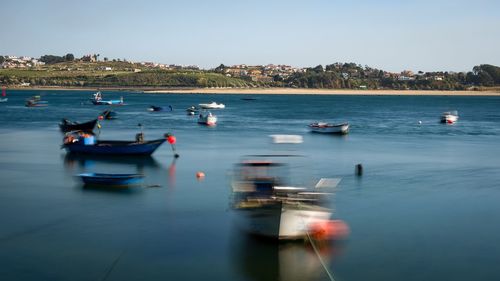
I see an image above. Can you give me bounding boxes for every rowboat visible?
[199,102,225,109]
[231,157,347,240]
[77,173,143,186]
[198,111,217,126]
[91,91,124,105]
[101,110,117,119]
[63,132,167,155]
[148,105,172,112]
[441,110,458,124]
[59,119,97,133]
[309,122,349,134]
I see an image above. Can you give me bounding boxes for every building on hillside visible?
[81,54,97,62]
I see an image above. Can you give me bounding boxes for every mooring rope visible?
[297,201,337,281]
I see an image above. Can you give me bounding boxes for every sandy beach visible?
[146,87,500,96]
[8,86,500,96]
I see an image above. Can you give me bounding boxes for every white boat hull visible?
[199,102,225,109]
[309,123,349,134]
[441,114,458,124]
[0,98,7,103]
[198,114,217,125]
[235,202,332,239]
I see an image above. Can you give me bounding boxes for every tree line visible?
[280,63,500,90]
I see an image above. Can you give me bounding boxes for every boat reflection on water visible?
[231,233,346,281]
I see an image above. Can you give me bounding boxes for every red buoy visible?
[167,135,176,144]
[98,115,104,120]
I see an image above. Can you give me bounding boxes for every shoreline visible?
[6,86,500,96]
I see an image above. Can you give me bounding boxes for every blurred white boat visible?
[231,158,347,240]
[199,102,225,109]
[309,122,349,134]
[441,111,458,124]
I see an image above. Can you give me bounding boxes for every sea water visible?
[1,90,500,281]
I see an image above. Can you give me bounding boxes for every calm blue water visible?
[1,90,500,281]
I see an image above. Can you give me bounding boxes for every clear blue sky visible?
[2,0,499,72]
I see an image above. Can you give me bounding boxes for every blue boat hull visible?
[65,139,166,155]
[92,100,123,105]
[78,173,143,186]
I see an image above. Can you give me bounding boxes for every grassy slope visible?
[0,61,256,88]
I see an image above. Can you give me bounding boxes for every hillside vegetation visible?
[1,57,499,91]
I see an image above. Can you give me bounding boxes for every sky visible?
[2,0,499,72]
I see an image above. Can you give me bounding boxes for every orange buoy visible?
[196,171,205,179]
[309,220,350,240]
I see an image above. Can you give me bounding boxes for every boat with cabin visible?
[441,110,458,124]
[198,111,217,126]
[309,122,349,134]
[91,91,124,105]
[231,155,347,240]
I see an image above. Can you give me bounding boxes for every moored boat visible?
[309,122,349,134]
[63,131,167,155]
[25,95,48,107]
[101,110,117,119]
[441,110,458,124]
[59,119,98,133]
[199,101,225,109]
[198,111,217,126]
[231,157,347,240]
[91,91,124,105]
[148,105,172,112]
[186,106,199,115]
[148,105,163,112]
[78,173,143,187]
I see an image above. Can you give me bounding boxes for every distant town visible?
[1,53,499,90]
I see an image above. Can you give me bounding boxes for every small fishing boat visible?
[25,96,48,107]
[241,97,257,101]
[59,118,98,133]
[186,106,199,115]
[148,105,163,112]
[199,101,225,109]
[91,91,124,105]
[0,87,7,103]
[63,131,167,155]
[441,110,458,124]
[198,111,217,126]
[148,105,172,112]
[231,157,347,240]
[78,173,143,187]
[309,122,349,134]
[101,110,117,120]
